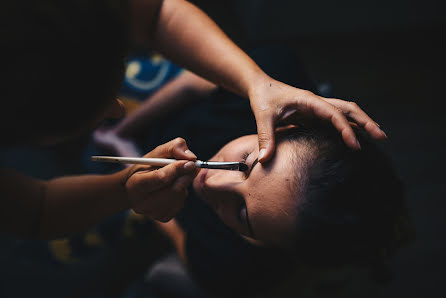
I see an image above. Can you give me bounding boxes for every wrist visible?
[246,72,275,101]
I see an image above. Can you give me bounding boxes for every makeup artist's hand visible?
[249,77,388,163]
[124,138,198,222]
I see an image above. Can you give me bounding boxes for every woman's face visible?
[193,134,306,248]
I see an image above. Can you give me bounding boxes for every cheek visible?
[205,191,244,233]
[216,203,242,232]
[249,196,298,246]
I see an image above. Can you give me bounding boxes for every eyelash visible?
[240,152,250,178]
[241,152,249,164]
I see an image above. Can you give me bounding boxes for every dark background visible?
[0,1,444,297]
[188,0,445,297]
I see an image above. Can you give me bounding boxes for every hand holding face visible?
[124,138,198,222]
[249,77,388,163]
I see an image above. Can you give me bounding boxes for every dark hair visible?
[1,0,129,145]
[283,124,414,282]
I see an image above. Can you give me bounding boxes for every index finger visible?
[254,111,276,163]
[148,138,197,160]
[312,99,361,150]
[323,98,387,140]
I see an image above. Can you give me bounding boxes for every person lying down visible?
[92,46,414,297]
[152,124,414,298]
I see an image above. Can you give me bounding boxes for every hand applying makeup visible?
[124,138,199,222]
[248,75,388,163]
[130,0,386,164]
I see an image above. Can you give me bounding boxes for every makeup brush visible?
[91,156,248,171]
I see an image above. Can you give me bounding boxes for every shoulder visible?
[128,0,164,43]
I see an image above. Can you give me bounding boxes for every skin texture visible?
[153,133,348,297]
[192,134,304,248]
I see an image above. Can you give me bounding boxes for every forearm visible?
[39,170,130,239]
[136,0,267,98]
[117,70,216,136]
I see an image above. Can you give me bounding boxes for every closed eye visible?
[240,151,260,178]
[245,157,259,178]
[240,152,249,164]
[238,201,255,237]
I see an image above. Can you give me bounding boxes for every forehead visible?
[245,141,305,246]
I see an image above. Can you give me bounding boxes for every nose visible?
[106,98,126,119]
[204,170,242,194]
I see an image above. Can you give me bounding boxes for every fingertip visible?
[343,132,361,151]
[183,161,196,172]
[258,149,267,162]
[184,149,197,159]
[255,118,275,163]
[258,146,275,163]
[368,125,387,141]
[349,133,361,150]
[174,148,197,161]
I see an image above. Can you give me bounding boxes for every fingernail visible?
[355,139,361,150]
[184,161,196,171]
[185,150,197,159]
[258,149,266,161]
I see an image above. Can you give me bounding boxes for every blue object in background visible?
[120,53,183,101]
[0,51,183,298]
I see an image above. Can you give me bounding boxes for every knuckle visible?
[155,170,169,184]
[302,90,315,97]
[298,90,315,102]
[152,144,164,154]
[257,131,270,142]
[173,137,186,146]
[332,105,343,115]
[348,101,359,109]
[130,173,145,188]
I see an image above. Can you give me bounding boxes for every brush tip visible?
[238,163,248,172]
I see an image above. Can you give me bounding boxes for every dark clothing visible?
[142,45,317,297]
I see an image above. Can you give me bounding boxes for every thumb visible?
[256,115,275,163]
